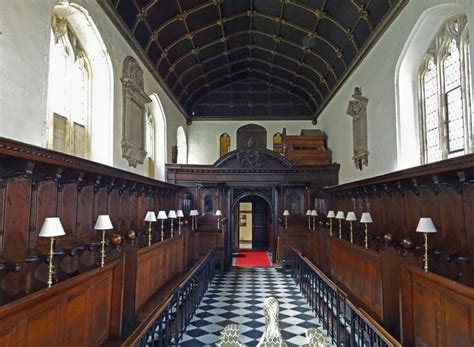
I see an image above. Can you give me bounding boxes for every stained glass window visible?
[419,15,471,164]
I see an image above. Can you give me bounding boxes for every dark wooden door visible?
[252,202,267,249]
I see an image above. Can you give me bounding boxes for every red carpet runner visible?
[234,250,271,267]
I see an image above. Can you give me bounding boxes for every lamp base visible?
[100,230,107,268]
[47,237,55,288]
[423,233,429,272]
[147,222,152,247]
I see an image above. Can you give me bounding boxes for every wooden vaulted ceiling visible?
[101,0,407,121]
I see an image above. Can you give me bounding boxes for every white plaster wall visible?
[316,0,470,184]
[187,120,315,164]
[0,0,187,178]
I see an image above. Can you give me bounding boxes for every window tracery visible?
[419,15,471,163]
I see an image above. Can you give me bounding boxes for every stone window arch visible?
[47,2,113,164]
[396,5,470,169]
[177,126,187,164]
[148,94,167,180]
[418,15,471,163]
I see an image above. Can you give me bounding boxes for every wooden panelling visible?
[4,178,31,261]
[327,238,383,321]
[0,258,124,347]
[194,231,222,258]
[0,138,180,306]
[77,185,94,244]
[326,154,474,286]
[281,231,308,260]
[135,235,185,312]
[64,292,89,346]
[401,264,474,346]
[463,184,474,256]
[58,183,78,248]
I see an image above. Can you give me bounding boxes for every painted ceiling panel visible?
[103,0,407,121]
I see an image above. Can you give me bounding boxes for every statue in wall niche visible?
[346,87,369,170]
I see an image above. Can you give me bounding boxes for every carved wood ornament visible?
[346,87,369,170]
[121,56,151,167]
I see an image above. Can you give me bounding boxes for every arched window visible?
[148,94,167,180]
[49,16,90,157]
[273,132,282,153]
[418,15,471,164]
[177,126,187,164]
[145,112,155,178]
[219,133,231,157]
[47,3,113,164]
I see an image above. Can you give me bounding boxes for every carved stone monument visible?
[120,56,151,167]
[346,87,369,170]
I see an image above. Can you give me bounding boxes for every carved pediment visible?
[214,148,293,169]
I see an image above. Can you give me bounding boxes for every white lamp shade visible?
[144,211,157,222]
[306,210,311,216]
[177,210,184,218]
[416,218,437,233]
[189,210,198,216]
[215,210,222,216]
[283,210,290,216]
[360,212,373,223]
[327,210,336,218]
[346,212,357,221]
[168,210,177,218]
[310,210,318,216]
[39,217,66,237]
[94,215,113,230]
[157,211,168,219]
[335,211,345,219]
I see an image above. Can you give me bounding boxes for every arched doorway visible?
[232,194,273,253]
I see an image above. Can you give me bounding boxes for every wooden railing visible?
[289,247,401,347]
[122,249,217,346]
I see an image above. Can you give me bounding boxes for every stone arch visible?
[148,94,167,180]
[177,126,187,164]
[395,3,465,170]
[49,2,114,165]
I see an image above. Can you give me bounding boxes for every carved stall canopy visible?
[121,56,151,167]
[99,0,408,121]
[0,137,180,276]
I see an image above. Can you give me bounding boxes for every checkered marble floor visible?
[180,267,321,346]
